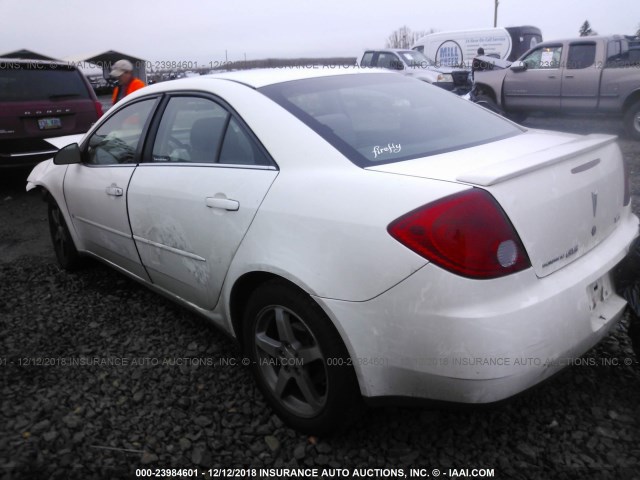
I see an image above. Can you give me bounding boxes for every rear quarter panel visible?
[599,67,640,112]
[209,80,469,302]
[227,164,467,302]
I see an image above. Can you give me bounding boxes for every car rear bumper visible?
[0,151,58,168]
[316,211,638,403]
[0,139,58,168]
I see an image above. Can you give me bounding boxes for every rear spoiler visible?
[457,134,618,186]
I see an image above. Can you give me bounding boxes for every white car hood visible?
[26,134,83,192]
[43,133,85,150]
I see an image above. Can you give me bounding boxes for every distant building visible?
[0,49,59,61]
[82,51,147,84]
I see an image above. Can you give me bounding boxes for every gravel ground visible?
[1,115,640,480]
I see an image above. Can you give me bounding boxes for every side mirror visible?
[510,60,527,72]
[53,143,82,165]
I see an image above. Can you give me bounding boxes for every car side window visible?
[86,99,156,165]
[567,43,596,69]
[377,53,404,70]
[522,46,563,69]
[152,97,228,163]
[360,52,374,67]
[152,96,271,166]
[219,118,271,166]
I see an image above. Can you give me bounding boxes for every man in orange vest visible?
[110,59,146,105]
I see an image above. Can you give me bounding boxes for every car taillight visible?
[95,101,104,118]
[624,160,631,206]
[388,189,531,279]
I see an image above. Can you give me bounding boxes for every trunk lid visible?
[0,99,97,140]
[369,130,627,277]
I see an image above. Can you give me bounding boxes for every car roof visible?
[364,49,414,54]
[535,35,621,46]
[144,67,390,90]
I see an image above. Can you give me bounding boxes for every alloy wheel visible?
[253,305,328,418]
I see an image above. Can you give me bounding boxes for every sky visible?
[1,0,638,65]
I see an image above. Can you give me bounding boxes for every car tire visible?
[629,312,640,361]
[474,94,504,116]
[48,201,82,270]
[624,101,640,141]
[243,280,362,434]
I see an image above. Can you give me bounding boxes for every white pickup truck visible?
[473,35,640,139]
[358,49,470,93]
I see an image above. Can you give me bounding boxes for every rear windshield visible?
[0,63,91,102]
[259,73,522,167]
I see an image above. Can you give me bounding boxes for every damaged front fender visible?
[26,159,58,192]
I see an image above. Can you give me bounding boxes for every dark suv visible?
[0,58,103,167]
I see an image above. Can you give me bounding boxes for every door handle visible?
[106,184,123,196]
[565,75,574,78]
[547,75,556,79]
[206,197,239,211]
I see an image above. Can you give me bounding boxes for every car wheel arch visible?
[474,84,497,103]
[623,94,640,140]
[238,276,363,432]
[229,272,327,348]
[36,187,65,223]
[227,269,367,388]
[38,187,83,250]
[622,90,640,113]
[46,192,84,270]
[229,271,280,343]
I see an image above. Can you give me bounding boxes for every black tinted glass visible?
[0,63,91,101]
[567,44,596,69]
[87,99,156,165]
[260,73,522,167]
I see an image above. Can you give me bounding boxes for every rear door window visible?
[152,97,228,163]
[377,52,403,70]
[567,43,596,69]
[151,95,272,166]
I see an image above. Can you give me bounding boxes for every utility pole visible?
[493,0,499,27]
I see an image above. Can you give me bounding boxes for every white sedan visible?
[27,68,638,433]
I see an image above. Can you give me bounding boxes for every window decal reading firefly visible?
[372,143,401,159]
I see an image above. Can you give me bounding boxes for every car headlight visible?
[436,73,453,82]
